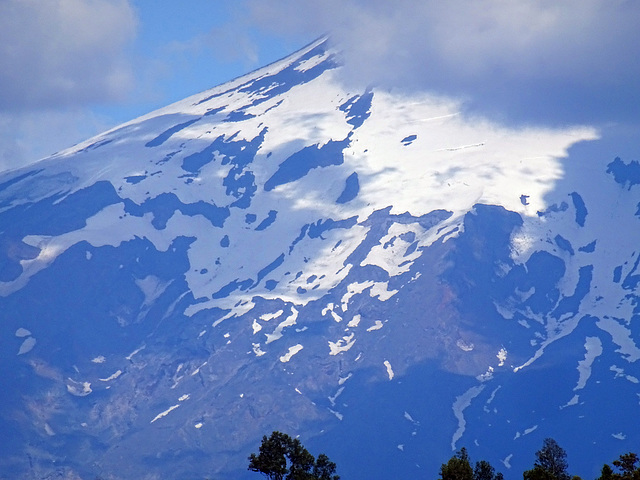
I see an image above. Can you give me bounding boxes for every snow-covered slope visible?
[1,38,639,480]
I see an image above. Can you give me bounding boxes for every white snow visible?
[477,366,494,382]
[575,337,603,390]
[340,281,374,311]
[383,360,394,380]
[328,333,356,355]
[135,275,169,309]
[280,344,303,363]
[66,379,92,397]
[91,356,106,364]
[457,339,474,352]
[497,348,507,367]
[265,307,298,344]
[15,327,31,337]
[347,314,361,328]
[610,365,640,384]
[99,370,122,382]
[451,385,485,450]
[404,411,419,424]
[252,343,266,357]
[597,318,640,362]
[369,281,398,301]
[260,310,283,322]
[150,404,180,423]
[561,395,580,408]
[367,320,384,332]
[126,345,145,361]
[4,35,639,462]
[17,337,36,355]
[328,408,343,421]
[191,361,208,376]
[322,303,344,323]
[252,319,262,334]
[328,387,344,406]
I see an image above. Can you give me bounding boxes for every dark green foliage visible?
[524,438,571,480]
[248,431,291,480]
[598,453,640,480]
[440,448,473,480]
[598,464,616,480]
[440,447,502,480]
[313,454,339,480]
[248,431,339,480]
[475,460,497,480]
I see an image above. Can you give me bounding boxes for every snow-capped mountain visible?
[1,37,639,480]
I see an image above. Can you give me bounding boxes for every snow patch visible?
[497,348,507,366]
[17,337,36,355]
[265,307,298,344]
[66,379,92,397]
[252,343,266,357]
[575,337,603,390]
[451,385,485,450]
[252,319,262,334]
[328,333,356,355]
[280,344,304,362]
[347,314,361,328]
[597,318,640,362]
[126,345,145,361]
[457,339,474,352]
[367,320,384,332]
[15,327,31,337]
[99,370,122,382]
[384,360,394,380]
[150,404,180,423]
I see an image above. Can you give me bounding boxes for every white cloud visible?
[246,0,640,125]
[0,0,137,110]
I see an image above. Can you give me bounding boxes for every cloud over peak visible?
[248,0,640,125]
[0,0,136,111]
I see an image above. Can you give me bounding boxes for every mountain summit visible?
[1,37,638,480]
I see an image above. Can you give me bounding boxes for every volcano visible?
[1,37,639,480]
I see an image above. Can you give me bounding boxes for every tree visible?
[440,448,502,480]
[313,454,339,480]
[523,438,571,480]
[248,431,291,480]
[440,448,474,480]
[248,431,339,480]
[613,453,640,479]
[475,460,497,480]
[598,453,640,480]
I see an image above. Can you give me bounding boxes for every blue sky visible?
[1,0,639,172]
[0,0,307,171]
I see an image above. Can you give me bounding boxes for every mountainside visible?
[1,38,639,480]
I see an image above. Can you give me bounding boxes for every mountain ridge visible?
[0,37,638,480]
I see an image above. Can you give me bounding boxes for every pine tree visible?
[440,448,474,480]
[248,431,339,480]
[523,438,571,480]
